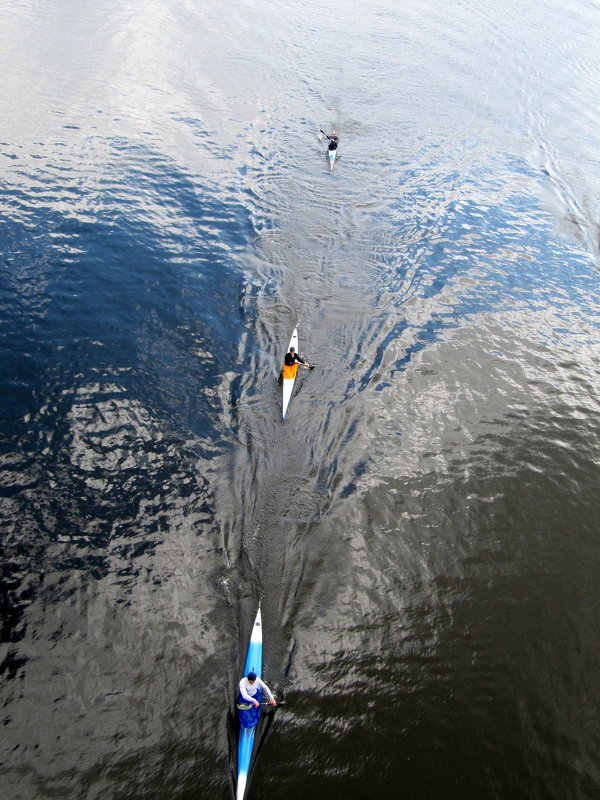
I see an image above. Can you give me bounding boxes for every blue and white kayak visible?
[328,143,337,171]
[282,327,299,420]
[236,606,263,800]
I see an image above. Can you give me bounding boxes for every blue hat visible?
[247,671,257,681]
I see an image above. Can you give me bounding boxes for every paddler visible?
[237,671,277,728]
[326,129,338,152]
[282,346,313,380]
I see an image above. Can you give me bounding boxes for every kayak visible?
[328,143,337,171]
[282,327,299,419]
[236,606,263,800]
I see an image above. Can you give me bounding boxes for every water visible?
[1,0,599,798]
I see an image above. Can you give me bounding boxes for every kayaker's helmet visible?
[289,347,295,352]
[247,671,257,682]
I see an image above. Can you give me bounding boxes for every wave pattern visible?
[1,0,600,798]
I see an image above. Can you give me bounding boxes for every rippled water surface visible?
[1,0,600,798]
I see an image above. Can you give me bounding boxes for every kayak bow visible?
[237,606,263,800]
[282,327,299,419]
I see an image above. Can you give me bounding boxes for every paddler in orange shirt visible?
[282,346,313,379]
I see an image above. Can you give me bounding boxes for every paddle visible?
[237,701,287,709]
[319,129,334,141]
[287,353,314,370]
[296,352,314,369]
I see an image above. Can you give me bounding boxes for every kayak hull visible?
[236,729,253,800]
[328,145,337,170]
[282,327,299,419]
[236,607,263,800]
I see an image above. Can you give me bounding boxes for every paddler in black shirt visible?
[282,346,313,380]
[320,128,338,151]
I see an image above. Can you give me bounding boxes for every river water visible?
[1,0,599,798]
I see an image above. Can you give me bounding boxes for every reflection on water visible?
[1,0,600,798]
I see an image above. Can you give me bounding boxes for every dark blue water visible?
[1,0,600,798]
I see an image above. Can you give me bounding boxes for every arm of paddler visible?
[257,678,277,705]
[294,353,312,369]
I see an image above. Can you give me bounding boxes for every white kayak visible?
[282,327,299,419]
[236,606,263,800]
[328,144,337,170]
